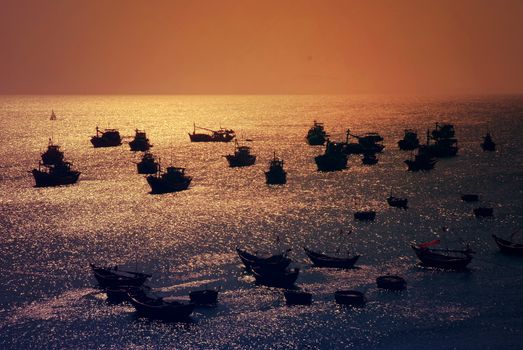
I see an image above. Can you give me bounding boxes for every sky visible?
[1,0,523,95]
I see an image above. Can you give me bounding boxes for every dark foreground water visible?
[0,95,522,349]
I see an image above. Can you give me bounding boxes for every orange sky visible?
[1,0,523,94]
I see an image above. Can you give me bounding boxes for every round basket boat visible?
[284,290,312,306]
[334,290,366,306]
[376,275,407,291]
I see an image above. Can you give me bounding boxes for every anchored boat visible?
[90,126,122,147]
[189,123,235,142]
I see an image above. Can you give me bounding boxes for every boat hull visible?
[128,294,195,320]
[146,176,191,194]
[32,169,80,187]
[492,235,523,256]
[265,171,287,184]
[284,290,312,305]
[129,140,151,151]
[90,137,122,148]
[225,155,256,167]
[314,154,348,171]
[189,133,234,142]
[304,248,359,269]
[411,245,472,270]
[251,267,300,288]
[334,290,366,306]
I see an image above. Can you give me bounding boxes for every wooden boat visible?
[105,285,151,303]
[31,161,80,187]
[376,275,406,290]
[461,194,479,202]
[303,248,359,269]
[284,290,312,305]
[411,242,473,270]
[50,110,57,121]
[129,129,152,151]
[474,207,493,217]
[189,124,235,142]
[189,289,219,305]
[251,266,300,288]
[421,124,459,158]
[334,290,366,306]
[306,121,328,146]
[405,151,437,171]
[128,290,195,320]
[481,132,496,151]
[224,141,256,167]
[342,129,385,154]
[236,247,291,271]
[146,165,192,194]
[387,190,408,209]
[90,126,122,147]
[41,138,64,165]
[315,142,348,171]
[90,264,151,288]
[354,211,376,221]
[136,152,160,174]
[265,152,287,184]
[492,235,523,256]
[398,129,419,150]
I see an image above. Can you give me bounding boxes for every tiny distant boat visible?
[387,190,408,209]
[265,152,287,184]
[146,164,192,194]
[41,138,64,165]
[251,266,300,288]
[128,290,195,320]
[189,289,219,305]
[129,129,152,151]
[31,161,80,187]
[492,234,523,256]
[376,275,406,290]
[398,129,419,150]
[474,207,493,218]
[284,290,312,305]
[481,132,496,151]
[236,247,291,272]
[361,152,378,165]
[461,194,479,202]
[224,141,256,167]
[90,264,151,288]
[354,211,376,221]
[136,152,160,174]
[404,150,437,171]
[411,240,474,270]
[90,126,122,147]
[189,123,235,142]
[303,247,360,269]
[306,121,328,145]
[334,290,366,306]
[50,110,57,121]
[315,141,348,171]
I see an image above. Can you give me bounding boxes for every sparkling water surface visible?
[0,95,522,349]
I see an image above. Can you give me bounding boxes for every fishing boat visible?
[306,121,328,145]
[188,123,235,142]
[146,164,192,194]
[136,152,160,174]
[89,264,151,288]
[376,275,407,290]
[481,132,496,151]
[127,290,195,320]
[105,285,151,304]
[236,247,291,272]
[404,150,437,171]
[129,129,152,151]
[189,289,219,305]
[398,129,419,150]
[492,234,523,256]
[354,211,376,221]
[90,126,122,147]
[41,138,64,165]
[31,161,80,187]
[284,290,312,305]
[251,266,300,288]
[224,140,256,167]
[461,194,479,202]
[420,124,459,158]
[343,129,385,154]
[474,207,493,217]
[334,290,366,306]
[315,141,348,171]
[361,152,378,165]
[411,240,474,270]
[50,110,57,121]
[303,248,360,269]
[387,190,408,209]
[265,152,287,184]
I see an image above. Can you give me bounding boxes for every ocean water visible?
[0,95,522,349]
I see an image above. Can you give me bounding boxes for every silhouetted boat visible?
[146,164,192,194]
[129,129,152,151]
[315,141,348,171]
[284,290,312,305]
[354,211,376,221]
[224,141,256,167]
[376,275,406,290]
[362,152,378,165]
[334,290,366,306]
[461,194,479,202]
[306,121,328,145]
[387,190,408,209]
[404,150,437,171]
[251,266,300,288]
[411,241,474,270]
[303,247,360,269]
[31,161,80,187]
[41,138,64,165]
[90,126,122,147]
[474,207,493,217]
[398,129,419,150]
[189,289,219,305]
[236,247,291,272]
[481,132,496,151]
[265,152,287,184]
[50,110,57,121]
[492,234,523,256]
[89,264,151,288]
[128,289,195,320]
[136,152,160,174]
[105,285,151,304]
[420,124,459,157]
[189,123,235,142]
[343,129,385,154]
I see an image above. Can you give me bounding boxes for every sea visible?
[0,95,522,350]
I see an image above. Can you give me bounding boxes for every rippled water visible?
[1,95,522,349]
